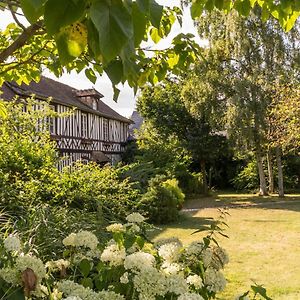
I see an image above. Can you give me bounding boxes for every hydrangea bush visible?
[0,213,269,300]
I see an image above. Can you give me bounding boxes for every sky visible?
[0,1,203,117]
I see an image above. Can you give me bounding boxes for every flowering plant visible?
[0,213,231,300]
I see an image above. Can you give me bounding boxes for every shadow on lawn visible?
[183,191,300,213]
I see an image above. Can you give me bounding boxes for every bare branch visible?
[8,4,26,30]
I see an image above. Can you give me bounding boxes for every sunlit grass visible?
[152,193,300,300]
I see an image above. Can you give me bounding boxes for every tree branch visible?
[0,21,43,63]
[9,4,26,30]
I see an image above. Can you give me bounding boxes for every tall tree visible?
[196,7,300,195]
[137,78,226,194]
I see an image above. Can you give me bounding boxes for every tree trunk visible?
[200,160,208,195]
[275,146,284,197]
[256,148,268,196]
[267,148,274,194]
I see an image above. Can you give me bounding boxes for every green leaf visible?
[135,236,145,248]
[20,0,45,23]
[6,288,25,300]
[55,31,76,64]
[104,59,123,85]
[81,277,94,289]
[191,0,204,19]
[85,68,97,84]
[215,0,224,10]
[150,27,161,43]
[79,259,93,277]
[234,0,251,16]
[149,0,163,28]
[113,86,121,102]
[132,3,148,47]
[251,284,273,300]
[137,0,150,13]
[90,0,133,62]
[205,0,215,11]
[44,0,86,35]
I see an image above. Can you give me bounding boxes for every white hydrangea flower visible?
[126,213,145,223]
[158,242,181,263]
[120,272,129,284]
[204,268,227,292]
[165,273,188,295]
[154,237,183,248]
[160,262,182,275]
[133,267,167,299]
[15,255,46,284]
[0,267,18,285]
[75,231,98,250]
[106,223,125,233]
[185,241,204,257]
[129,223,140,233]
[124,252,155,271]
[178,293,205,300]
[202,248,213,268]
[4,235,21,252]
[58,280,124,300]
[211,246,229,270]
[186,275,203,289]
[46,259,70,272]
[101,244,126,266]
[63,297,82,300]
[63,231,98,250]
[63,233,77,247]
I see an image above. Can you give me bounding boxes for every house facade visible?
[1,77,132,166]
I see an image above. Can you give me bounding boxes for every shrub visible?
[137,175,185,224]
[232,160,259,191]
[0,213,229,300]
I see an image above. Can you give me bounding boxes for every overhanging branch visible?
[0,21,43,63]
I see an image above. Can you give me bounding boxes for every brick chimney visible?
[75,88,104,110]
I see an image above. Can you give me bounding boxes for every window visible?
[103,118,109,141]
[81,113,88,138]
[92,100,97,110]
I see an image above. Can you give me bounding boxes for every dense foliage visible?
[0,213,231,300]
[0,1,299,96]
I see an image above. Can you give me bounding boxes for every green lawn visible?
[152,193,300,300]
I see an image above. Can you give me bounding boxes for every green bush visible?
[51,162,141,220]
[137,175,185,224]
[232,160,259,191]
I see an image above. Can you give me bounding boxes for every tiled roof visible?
[1,76,131,123]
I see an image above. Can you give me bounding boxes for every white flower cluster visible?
[63,231,98,250]
[211,246,229,270]
[158,242,181,263]
[178,293,205,300]
[154,237,183,248]
[126,212,145,223]
[106,223,125,233]
[186,275,203,289]
[15,255,46,283]
[58,280,124,300]
[100,243,126,266]
[161,262,182,275]
[204,268,227,292]
[46,259,70,272]
[0,267,18,285]
[3,235,21,252]
[133,267,167,300]
[124,251,155,271]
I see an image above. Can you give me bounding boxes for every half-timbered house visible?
[1,76,132,166]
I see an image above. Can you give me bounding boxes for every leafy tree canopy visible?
[0,0,299,99]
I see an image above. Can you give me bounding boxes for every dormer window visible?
[92,100,97,110]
